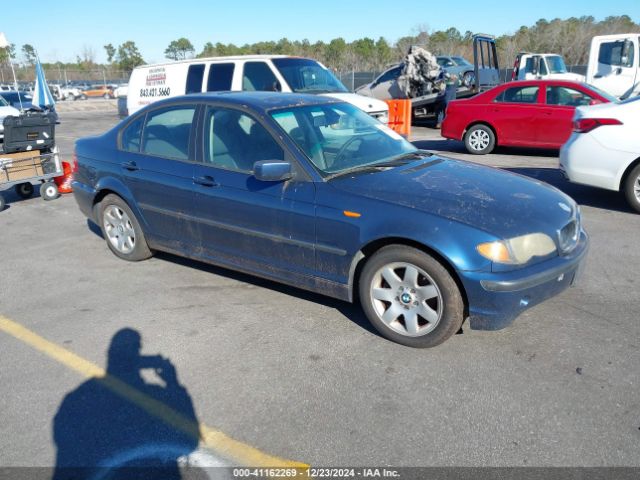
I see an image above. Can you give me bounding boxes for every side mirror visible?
[253,160,292,182]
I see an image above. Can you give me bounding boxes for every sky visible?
[2,0,638,64]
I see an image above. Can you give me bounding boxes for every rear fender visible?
[93,176,149,231]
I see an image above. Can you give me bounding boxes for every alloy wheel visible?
[369,262,443,337]
[103,205,136,254]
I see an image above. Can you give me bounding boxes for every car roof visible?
[133,54,294,70]
[497,79,588,88]
[153,91,343,113]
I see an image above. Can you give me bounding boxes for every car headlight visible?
[477,233,557,265]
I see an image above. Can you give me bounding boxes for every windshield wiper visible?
[326,151,433,180]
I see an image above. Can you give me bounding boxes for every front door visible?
[191,106,317,277]
[590,38,638,97]
[537,85,595,147]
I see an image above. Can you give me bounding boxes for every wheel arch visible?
[464,121,498,146]
[91,178,147,231]
[618,156,640,191]
[348,237,469,318]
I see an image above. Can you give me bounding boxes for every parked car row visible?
[440,76,640,211]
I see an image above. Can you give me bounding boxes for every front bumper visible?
[459,230,589,330]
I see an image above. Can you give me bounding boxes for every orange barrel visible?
[384,99,411,138]
[54,161,74,194]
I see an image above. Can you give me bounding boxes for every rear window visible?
[121,115,144,152]
[186,64,205,94]
[207,63,234,91]
[495,86,539,103]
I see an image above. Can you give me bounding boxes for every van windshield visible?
[271,58,348,94]
[547,55,568,74]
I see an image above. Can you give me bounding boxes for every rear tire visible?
[15,182,34,199]
[358,245,465,348]
[623,163,640,214]
[99,194,152,261]
[464,124,496,155]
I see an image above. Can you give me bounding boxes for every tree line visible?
[1,15,638,80]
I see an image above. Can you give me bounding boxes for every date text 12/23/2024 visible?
[232,468,400,478]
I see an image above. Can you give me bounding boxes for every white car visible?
[560,96,640,212]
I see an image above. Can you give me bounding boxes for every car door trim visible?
[138,202,346,256]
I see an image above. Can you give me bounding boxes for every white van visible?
[126,55,389,123]
[587,34,639,98]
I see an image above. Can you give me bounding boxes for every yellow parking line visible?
[0,315,307,468]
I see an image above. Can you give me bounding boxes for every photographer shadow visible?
[52,328,205,480]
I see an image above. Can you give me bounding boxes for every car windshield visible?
[270,102,419,178]
[546,55,568,74]
[0,95,8,107]
[271,58,348,94]
[453,56,472,66]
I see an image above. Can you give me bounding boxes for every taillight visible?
[573,118,622,133]
[72,150,79,173]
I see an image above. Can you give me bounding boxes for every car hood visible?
[321,92,388,113]
[329,156,576,239]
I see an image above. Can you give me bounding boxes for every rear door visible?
[118,104,200,251]
[191,105,317,276]
[589,37,638,97]
[490,85,541,145]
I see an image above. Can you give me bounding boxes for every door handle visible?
[193,175,218,187]
[121,161,139,171]
[593,74,603,79]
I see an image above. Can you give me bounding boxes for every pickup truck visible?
[511,53,584,82]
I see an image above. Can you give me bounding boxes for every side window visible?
[207,63,235,91]
[377,66,402,84]
[546,86,593,107]
[186,64,205,94]
[242,62,279,91]
[204,108,283,172]
[141,106,196,160]
[495,86,539,104]
[121,115,144,152]
[598,41,634,68]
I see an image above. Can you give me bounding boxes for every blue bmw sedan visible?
[73,92,588,347]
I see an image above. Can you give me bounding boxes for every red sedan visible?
[441,80,614,154]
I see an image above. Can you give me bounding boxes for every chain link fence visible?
[338,66,588,91]
[0,66,130,85]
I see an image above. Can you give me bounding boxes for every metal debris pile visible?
[398,46,447,98]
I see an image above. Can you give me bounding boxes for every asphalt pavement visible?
[0,111,638,472]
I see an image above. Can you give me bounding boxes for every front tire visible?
[623,164,640,214]
[464,124,495,154]
[99,194,152,261]
[359,246,465,348]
